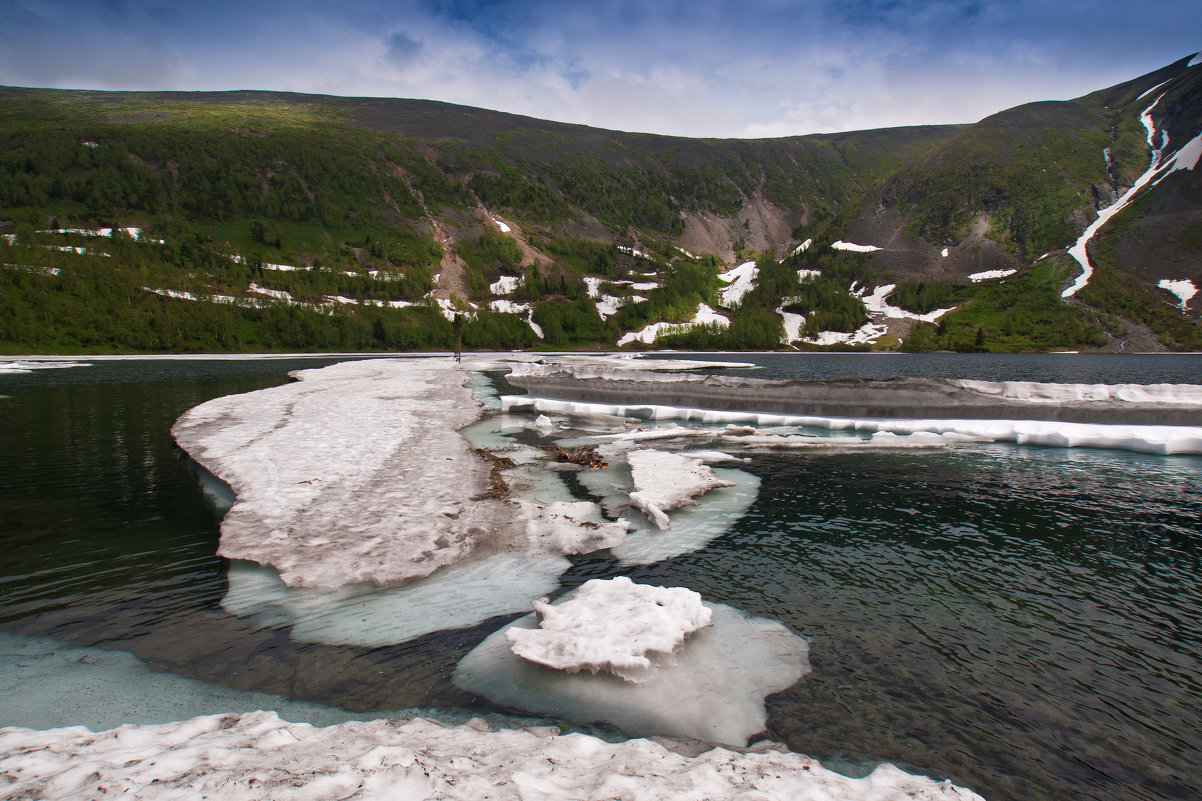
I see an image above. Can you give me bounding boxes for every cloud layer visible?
[1,0,1197,137]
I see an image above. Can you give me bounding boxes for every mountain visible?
[0,56,1199,354]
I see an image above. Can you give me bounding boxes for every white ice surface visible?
[628,449,737,530]
[492,218,512,233]
[172,359,518,589]
[1159,278,1198,310]
[969,269,1017,282]
[0,360,91,373]
[0,709,983,801]
[718,260,758,306]
[504,395,1202,455]
[506,577,712,682]
[832,241,882,253]
[222,554,570,647]
[455,597,809,746]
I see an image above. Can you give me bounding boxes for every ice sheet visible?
[173,359,519,589]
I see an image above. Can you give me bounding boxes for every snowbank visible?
[1158,278,1197,310]
[969,269,1017,282]
[718,260,758,306]
[0,710,984,801]
[506,577,711,682]
[628,449,737,529]
[832,241,882,253]
[490,275,522,294]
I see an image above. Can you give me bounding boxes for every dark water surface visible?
[2,354,1200,801]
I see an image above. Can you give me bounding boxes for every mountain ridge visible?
[1,55,1199,354]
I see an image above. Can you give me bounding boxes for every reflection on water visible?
[1,356,1201,801]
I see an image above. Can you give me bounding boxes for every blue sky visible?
[1,0,1197,137]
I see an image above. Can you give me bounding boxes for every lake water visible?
[1,354,1200,801]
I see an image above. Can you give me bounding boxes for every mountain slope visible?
[0,56,1199,354]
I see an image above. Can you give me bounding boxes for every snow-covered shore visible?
[0,711,983,801]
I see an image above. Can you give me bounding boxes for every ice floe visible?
[0,709,983,801]
[173,359,522,590]
[969,269,1017,282]
[506,577,711,682]
[718,260,758,306]
[628,449,737,530]
[506,394,1202,456]
[454,587,809,745]
[1159,278,1197,310]
[0,360,91,373]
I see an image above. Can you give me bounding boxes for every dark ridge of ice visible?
[507,370,1202,426]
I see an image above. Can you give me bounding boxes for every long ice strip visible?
[0,710,983,801]
[628,448,737,529]
[506,577,712,682]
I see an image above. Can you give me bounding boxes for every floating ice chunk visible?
[490,275,521,295]
[628,448,737,530]
[0,360,91,374]
[832,241,882,253]
[455,597,808,746]
[518,500,630,555]
[506,577,711,682]
[173,359,518,590]
[0,708,985,801]
[969,269,1017,282]
[222,555,569,647]
[1158,278,1197,311]
[718,260,758,306]
[612,467,760,565]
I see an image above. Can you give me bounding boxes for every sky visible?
[1,0,1198,138]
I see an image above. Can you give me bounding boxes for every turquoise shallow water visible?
[1,354,1200,801]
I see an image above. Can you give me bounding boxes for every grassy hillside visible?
[1,56,1200,354]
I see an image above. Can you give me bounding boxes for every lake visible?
[1,353,1200,801]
